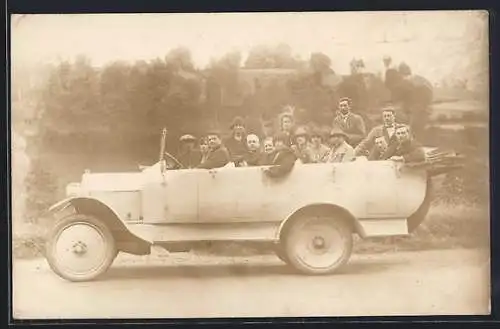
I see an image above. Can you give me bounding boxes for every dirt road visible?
[12,248,490,319]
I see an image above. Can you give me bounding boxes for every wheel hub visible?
[290,219,348,270]
[72,241,88,256]
[312,236,326,249]
[53,222,109,277]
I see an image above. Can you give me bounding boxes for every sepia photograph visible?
[10,11,490,319]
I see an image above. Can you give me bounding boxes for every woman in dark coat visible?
[264,132,297,178]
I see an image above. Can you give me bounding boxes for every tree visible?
[244,44,304,69]
[309,52,332,74]
[165,47,195,72]
[38,56,101,151]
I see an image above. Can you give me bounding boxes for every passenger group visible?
[175,97,426,177]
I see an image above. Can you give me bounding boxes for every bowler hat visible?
[310,127,323,138]
[329,127,348,139]
[398,62,412,76]
[230,116,245,129]
[179,134,196,142]
[294,126,309,137]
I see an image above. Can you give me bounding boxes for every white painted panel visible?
[358,218,409,237]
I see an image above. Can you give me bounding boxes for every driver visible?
[177,134,202,169]
[197,130,231,169]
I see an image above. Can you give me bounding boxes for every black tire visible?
[45,213,117,282]
[283,214,353,275]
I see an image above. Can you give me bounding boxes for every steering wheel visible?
[163,152,184,170]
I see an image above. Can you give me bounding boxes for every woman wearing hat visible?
[224,116,248,166]
[177,134,202,168]
[308,127,330,163]
[325,127,355,163]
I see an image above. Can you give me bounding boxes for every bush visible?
[24,159,59,222]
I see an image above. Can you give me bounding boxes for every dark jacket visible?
[355,124,398,156]
[291,144,312,164]
[258,152,276,166]
[381,139,425,163]
[177,149,202,168]
[280,130,294,147]
[333,112,366,147]
[368,146,387,161]
[244,150,262,166]
[265,147,297,178]
[197,145,231,169]
[224,136,248,163]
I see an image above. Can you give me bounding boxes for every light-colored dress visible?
[325,141,355,163]
[307,143,330,163]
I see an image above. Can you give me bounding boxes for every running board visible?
[125,222,281,243]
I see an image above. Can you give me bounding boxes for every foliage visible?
[244,44,306,69]
[24,158,59,221]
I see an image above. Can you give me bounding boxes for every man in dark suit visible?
[381,124,425,163]
[264,132,297,178]
[278,111,296,147]
[243,133,262,166]
[197,130,231,169]
[355,105,399,156]
[368,135,389,161]
[258,137,276,166]
[332,97,366,147]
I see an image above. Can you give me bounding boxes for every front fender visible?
[48,197,76,213]
[45,196,152,245]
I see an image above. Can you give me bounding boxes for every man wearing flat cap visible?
[198,130,231,169]
[332,97,366,147]
[177,134,202,169]
[264,132,297,178]
[325,127,355,163]
[224,116,248,166]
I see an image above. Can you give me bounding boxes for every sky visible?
[11,11,488,83]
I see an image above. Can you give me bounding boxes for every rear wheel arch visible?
[54,197,151,255]
[278,203,361,241]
